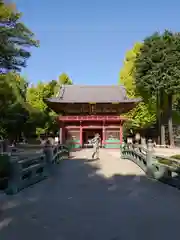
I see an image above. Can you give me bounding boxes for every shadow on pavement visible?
[0,157,180,240]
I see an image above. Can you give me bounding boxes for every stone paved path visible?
[154,147,180,156]
[1,149,180,240]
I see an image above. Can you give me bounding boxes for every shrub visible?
[157,155,180,169]
[171,155,180,160]
[158,158,174,166]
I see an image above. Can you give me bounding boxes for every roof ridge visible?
[49,84,140,104]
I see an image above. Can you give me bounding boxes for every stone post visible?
[134,141,139,150]
[141,137,146,148]
[43,142,53,163]
[127,137,133,149]
[135,133,140,144]
[2,139,9,153]
[43,142,55,175]
[146,139,154,177]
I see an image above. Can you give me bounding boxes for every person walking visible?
[54,135,59,145]
[91,133,101,160]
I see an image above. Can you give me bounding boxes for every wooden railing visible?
[120,140,180,189]
[0,143,69,195]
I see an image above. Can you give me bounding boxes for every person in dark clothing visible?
[91,133,101,159]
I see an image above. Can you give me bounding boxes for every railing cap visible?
[147,139,153,151]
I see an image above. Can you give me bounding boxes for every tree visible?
[134,30,180,146]
[26,81,58,137]
[59,73,72,85]
[26,73,73,137]
[54,73,73,96]
[0,1,39,140]
[0,0,39,73]
[119,42,156,132]
[0,73,29,139]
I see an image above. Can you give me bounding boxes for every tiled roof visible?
[46,85,141,103]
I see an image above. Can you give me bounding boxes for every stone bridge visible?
[1,149,180,240]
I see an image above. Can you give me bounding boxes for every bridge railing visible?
[0,143,69,195]
[120,140,180,188]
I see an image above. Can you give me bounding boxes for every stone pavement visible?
[154,147,180,157]
[1,149,180,240]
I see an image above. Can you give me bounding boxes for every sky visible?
[15,0,180,85]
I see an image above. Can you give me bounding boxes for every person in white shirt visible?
[55,136,59,144]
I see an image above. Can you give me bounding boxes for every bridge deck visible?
[1,149,180,240]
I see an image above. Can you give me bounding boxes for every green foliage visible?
[27,82,52,112]
[172,110,180,124]
[26,73,72,137]
[0,2,60,140]
[119,42,156,130]
[124,102,156,129]
[0,1,39,73]
[120,42,142,97]
[0,1,39,139]
[26,81,58,137]
[157,155,180,168]
[134,30,180,96]
[171,155,180,160]
[134,30,180,145]
[0,73,29,138]
[59,73,72,85]
[0,70,73,139]
[54,73,73,96]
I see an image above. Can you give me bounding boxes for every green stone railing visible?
[120,140,180,189]
[0,143,69,195]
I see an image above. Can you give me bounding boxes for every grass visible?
[171,155,180,160]
[157,155,180,168]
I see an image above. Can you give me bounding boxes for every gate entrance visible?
[82,128,102,148]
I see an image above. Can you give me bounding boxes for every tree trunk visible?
[156,91,161,144]
[167,94,174,146]
[160,122,165,145]
[160,90,165,145]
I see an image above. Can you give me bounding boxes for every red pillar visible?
[59,122,63,144]
[80,121,82,147]
[61,123,64,144]
[102,120,105,145]
[120,121,123,144]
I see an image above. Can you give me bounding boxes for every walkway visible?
[1,149,180,240]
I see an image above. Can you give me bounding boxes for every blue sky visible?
[15,0,180,85]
